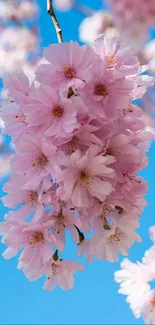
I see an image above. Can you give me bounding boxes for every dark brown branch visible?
[47,0,63,43]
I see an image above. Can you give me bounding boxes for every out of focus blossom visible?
[79,12,116,44]
[0,0,39,21]
[0,0,40,178]
[54,0,73,11]
[143,40,155,73]
[107,0,155,47]
[115,225,155,324]
[0,48,26,75]
[0,27,37,52]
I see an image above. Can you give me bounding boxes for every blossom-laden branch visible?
[47,0,63,43]
[0,33,154,292]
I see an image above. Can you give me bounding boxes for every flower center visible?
[60,137,80,155]
[102,205,113,218]
[94,83,108,96]
[52,217,65,234]
[78,169,91,186]
[102,205,113,229]
[15,113,26,124]
[29,232,44,247]
[51,262,61,276]
[24,191,38,206]
[52,106,64,118]
[123,174,141,184]
[32,153,48,169]
[108,55,116,68]
[62,64,76,79]
[107,228,124,245]
[69,137,79,151]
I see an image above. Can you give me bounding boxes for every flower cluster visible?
[0,34,154,291]
[51,0,155,142]
[0,0,38,21]
[0,0,40,76]
[107,0,155,48]
[0,0,40,178]
[115,226,155,324]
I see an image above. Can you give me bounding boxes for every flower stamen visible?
[108,228,124,244]
[52,106,64,118]
[94,83,109,96]
[32,153,48,168]
[62,65,76,79]
[29,232,44,247]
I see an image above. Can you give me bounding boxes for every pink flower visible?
[1,102,28,139]
[56,146,115,207]
[11,135,58,181]
[56,124,102,155]
[44,208,81,251]
[94,34,140,76]
[104,133,142,164]
[3,69,33,105]
[18,253,84,291]
[35,41,96,92]
[43,257,84,291]
[95,217,141,262]
[130,75,154,100]
[91,202,119,231]
[1,220,55,269]
[82,67,132,120]
[1,174,47,222]
[25,84,80,138]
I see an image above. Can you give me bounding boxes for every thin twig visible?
[47,0,63,43]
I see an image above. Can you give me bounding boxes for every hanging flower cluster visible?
[115,225,155,324]
[0,34,154,291]
[54,0,155,151]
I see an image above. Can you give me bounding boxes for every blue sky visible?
[0,0,155,324]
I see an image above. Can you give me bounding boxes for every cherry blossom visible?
[115,225,155,324]
[54,0,73,12]
[0,34,154,292]
[79,12,115,45]
[0,0,40,178]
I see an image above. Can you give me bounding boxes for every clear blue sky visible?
[0,0,155,324]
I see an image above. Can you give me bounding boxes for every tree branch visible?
[47,0,63,43]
